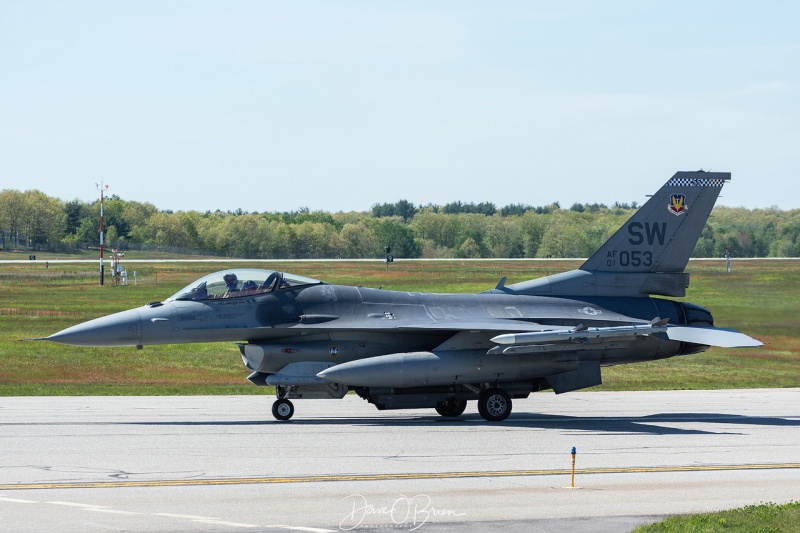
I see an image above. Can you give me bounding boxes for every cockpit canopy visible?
[169,269,323,301]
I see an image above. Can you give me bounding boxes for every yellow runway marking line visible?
[2,463,799,491]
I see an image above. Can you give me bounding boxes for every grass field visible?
[1,258,798,395]
[633,501,800,532]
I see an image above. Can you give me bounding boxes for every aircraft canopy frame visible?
[169,268,323,301]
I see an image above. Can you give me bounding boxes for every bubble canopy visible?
[169,269,323,301]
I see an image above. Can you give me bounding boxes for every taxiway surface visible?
[1,389,798,532]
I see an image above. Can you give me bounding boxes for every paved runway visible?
[1,389,799,532]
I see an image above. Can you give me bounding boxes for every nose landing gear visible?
[272,398,294,421]
[272,386,295,421]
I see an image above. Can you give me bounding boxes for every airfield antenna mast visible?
[97,180,108,286]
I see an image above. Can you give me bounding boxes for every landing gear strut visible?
[477,388,512,421]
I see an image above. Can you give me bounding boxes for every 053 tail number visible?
[606,250,653,267]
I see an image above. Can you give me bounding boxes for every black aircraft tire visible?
[477,389,512,422]
[435,399,467,417]
[272,399,294,421]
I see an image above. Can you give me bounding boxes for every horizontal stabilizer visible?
[666,326,763,348]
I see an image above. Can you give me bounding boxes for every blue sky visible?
[1,1,798,213]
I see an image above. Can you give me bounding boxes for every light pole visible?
[96,180,108,285]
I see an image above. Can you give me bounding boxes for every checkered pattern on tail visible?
[666,177,726,187]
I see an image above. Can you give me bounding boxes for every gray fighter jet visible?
[45,171,761,421]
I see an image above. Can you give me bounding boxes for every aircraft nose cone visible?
[47,308,143,347]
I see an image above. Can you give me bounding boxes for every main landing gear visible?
[434,388,513,421]
[435,399,467,417]
[477,388,512,422]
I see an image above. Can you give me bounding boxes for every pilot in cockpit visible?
[223,273,238,292]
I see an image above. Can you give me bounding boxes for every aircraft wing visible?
[282,315,762,351]
[178,313,760,350]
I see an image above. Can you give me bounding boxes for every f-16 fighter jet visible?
[45,171,761,421]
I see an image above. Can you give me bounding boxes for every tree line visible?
[1,189,799,258]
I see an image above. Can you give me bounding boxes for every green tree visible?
[63,200,86,235]
[453,214,489,257]
[66,217,99,246]
[21,190,66,250]
[459,237,481,258]
[340,223,380,258]
[485,216,525,258]
[148,212,191,249]
[536,211,593,258]
[0,189,25,248]
[293,221,341,258]
[122,200,159,244]
[371,219,421,258]
[518,211,548,257]
[371,200,417,221]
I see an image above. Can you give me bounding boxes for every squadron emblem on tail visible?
[668,194,688,215]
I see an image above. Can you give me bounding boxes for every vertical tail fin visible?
[581,171,729,273]
[505,171,730,297]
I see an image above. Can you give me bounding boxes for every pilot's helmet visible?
[223,273,238,289]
